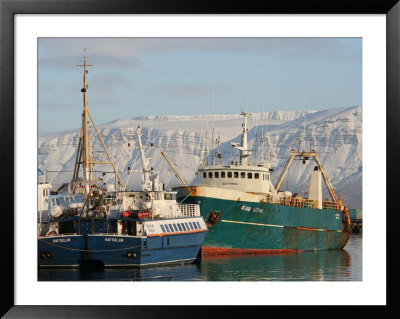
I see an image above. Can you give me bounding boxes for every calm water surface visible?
[38,233,362,281]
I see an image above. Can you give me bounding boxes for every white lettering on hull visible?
[105,238,124,242]
[240,205,264,213]
[52,238,71,243]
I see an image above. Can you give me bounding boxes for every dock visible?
[349,208,362,233]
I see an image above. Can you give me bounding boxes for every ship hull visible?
[87,231,207,267]
[176,186,351,254]
[38,235,85,268]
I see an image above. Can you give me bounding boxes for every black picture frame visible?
[1,0,398,317]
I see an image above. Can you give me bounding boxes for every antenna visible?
[261,78,265,163]
[303,76,308,152]
[205,130,209,165]
[212,80,215,165]
[216,132,222,164]
[254,114,258,163]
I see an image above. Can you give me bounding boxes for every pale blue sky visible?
[38,37,362,134]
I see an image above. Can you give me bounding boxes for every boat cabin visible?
[198,164,277,195]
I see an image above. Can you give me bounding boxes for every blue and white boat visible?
[38,52,207,268]
[86,126,207,267]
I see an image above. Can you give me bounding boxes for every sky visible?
[38,37,362,134]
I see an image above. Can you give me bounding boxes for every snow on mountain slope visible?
[38,106,362,208]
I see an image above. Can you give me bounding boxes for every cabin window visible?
[208,172,213,178]
[203,172,207,178]
[196,222,201,229]
[177,224,183,231]
[173,224,178,231]
[215,172,219,178]
[241,172,246,178]
[189,222,194,229]
[169,224,174,232]
[181,223,187,231]
[221,172,226,178]
[192,222,197,229]
[227,172,232,178]
[164,224,170,232]
[234,172,239,178]
[186,222,192,230]
[160,225,166,233]
[266,174,269,181]
[255,173,259,179]
[43,189,45,196]
[164,193,172,200]
[248,173,253,179]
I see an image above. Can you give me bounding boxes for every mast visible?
[232,112,251,166]
[72,49,125,193]
[73,49,93,195]
[136,126,152,191]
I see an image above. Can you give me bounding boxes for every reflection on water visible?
[38,233,362,281]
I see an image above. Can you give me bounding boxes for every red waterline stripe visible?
[201,246,303,256]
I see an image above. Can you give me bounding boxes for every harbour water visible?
[38,233,361,281]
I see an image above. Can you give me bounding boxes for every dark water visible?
[38,233,362,281]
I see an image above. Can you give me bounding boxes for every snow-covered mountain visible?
[38,106,362,208]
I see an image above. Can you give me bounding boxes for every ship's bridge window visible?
[160,225,166,233]
[255,173,260,179]
[173,224,178,231]
[228,172,232,178]
[241,172,245,178]
[221,172,226,178]
[208,172,213,178]
[215,172,219,178]
[196,222,201,229]
[181,223,187,231]
[248,173,253,179]
[234,172,239,178]
[177,224,183,231]
[164,224,170,232]
[203,172,207,178]
[164,193,172,200]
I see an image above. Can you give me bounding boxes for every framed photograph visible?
[1,0,398,317]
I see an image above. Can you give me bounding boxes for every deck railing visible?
[179,204,201,217]
[261,196,342,211]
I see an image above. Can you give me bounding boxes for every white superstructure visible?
[198,112,279,199]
